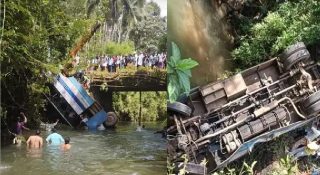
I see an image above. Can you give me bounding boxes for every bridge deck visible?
[88,69,166,91]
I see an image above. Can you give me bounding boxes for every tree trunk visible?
[139,91,142,126]
[69,22,101,58]
[104,22,108,42]
[99,22,103,44]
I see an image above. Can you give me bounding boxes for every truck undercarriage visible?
[167,42,320,174]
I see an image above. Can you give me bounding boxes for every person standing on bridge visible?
[93,56,99,70]
[116,55,121,71]
[108,56,114,73]
[113,56,117,72]
[158,53,164,69]
[101,55,107,71]
[137,52,144,68]
[120,56,125,69]
[133,53,138,67]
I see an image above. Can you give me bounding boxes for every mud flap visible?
[86,110,107,130]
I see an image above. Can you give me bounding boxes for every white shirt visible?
[108,58,114,65]
[138,54,144,66]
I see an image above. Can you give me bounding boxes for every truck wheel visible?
[304,91,320,108]
[103,112,118,127]
[280,42,306,61]
[306,100,320,116]
[283,49,310,71]
[168,102,192,118]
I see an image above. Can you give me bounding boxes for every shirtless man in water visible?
[26,130,43,148]
[61,137,71,150]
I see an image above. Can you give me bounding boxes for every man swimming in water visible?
[26,130,43,149]
[61,137,71,150]
[46,128,64,145]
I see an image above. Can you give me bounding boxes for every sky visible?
[147,0,167,17]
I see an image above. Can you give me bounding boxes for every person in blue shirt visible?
[46,128,64,145]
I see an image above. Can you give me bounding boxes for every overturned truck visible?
[50,73,118,130]
[167,42,320,174]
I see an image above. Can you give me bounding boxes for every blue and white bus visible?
[52,73,117,130]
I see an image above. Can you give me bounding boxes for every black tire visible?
[304,91,320,108]
[168,102,192,117]
[283,49,310,70]
[280,42,306,61]
[103,112,118,127]
[306,100,320,116]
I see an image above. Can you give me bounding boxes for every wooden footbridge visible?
[88,69,167,91]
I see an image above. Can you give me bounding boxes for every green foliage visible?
[232,0,320,69]
[242,161,257,175]
[271,155,298,175]
[0,0,96,128]
[112,92,166,122]
[279,155,298,174]
[86,41,135,57]
[129,16,166,52]
[158,34,167,52]
[167,160,175,175]
[104,41,135,55]
[168,42,198,102]
[178,154,189,175]
[129,2,167,52]
[212,161,257,175]
[145,1,161,17]
[82,0,166,53]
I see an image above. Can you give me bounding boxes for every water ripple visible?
[1,122,166,175]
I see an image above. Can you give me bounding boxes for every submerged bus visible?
[51,73,117,130]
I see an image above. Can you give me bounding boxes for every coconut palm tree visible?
[85,0,146,43]
[83,0,165,52]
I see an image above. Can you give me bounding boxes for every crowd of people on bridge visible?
[68,52,166,91]
[87,52,167,73]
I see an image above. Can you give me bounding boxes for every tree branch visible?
[2,80,24,109]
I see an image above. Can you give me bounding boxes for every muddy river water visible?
[0,122,166,175]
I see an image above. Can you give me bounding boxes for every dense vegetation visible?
[1,0,86,126]
[79,0,167,59]
[229,0,320,69]
[113,92,166,122]
[83,41,135,59]
[0,0,166,132]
